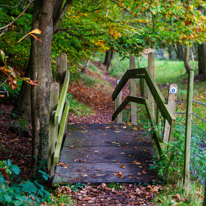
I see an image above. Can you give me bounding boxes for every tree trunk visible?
[167,44,173,60]
[198,43,206,79]
[174,44,184,60]
[16,0,72,173]
[103,49,114,71]
[184,45,192,73]
[30,0,54,171]
[16,63,32,119]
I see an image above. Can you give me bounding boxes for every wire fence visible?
[176,100,206,186]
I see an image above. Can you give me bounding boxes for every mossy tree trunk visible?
[17,0,72,172]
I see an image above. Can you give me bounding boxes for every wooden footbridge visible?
[48,53,176,186]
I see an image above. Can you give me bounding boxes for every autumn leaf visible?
[120,164,126,169]
[117,171,124,178]
[30,28,41,34]
[128,174,133,178]
[133,161,141,165]
[137,172,141,175]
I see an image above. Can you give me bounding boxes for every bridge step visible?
[53,124,157,185]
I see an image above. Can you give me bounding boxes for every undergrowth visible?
[67,94,94,116]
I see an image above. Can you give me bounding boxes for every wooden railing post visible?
[48,82,59,176]
[130,56,137,125]
[56,53,68,135]
[56,53,67,92]
[148,52,155,118]
[184,71,194,188]
[163,84,178,142]
[115,80,122,124]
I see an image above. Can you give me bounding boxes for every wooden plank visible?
[144,68,175,125]
[112,69,145,100]
[55,70,70,126]
[144,99,162,156]
[115,80,122,123]
[163,84,178,142]
[48,82,59,175]
[53,100,70,167]
[184,71,194,187]
[130,56,137,126]
[112,96,145,121]
[56,53,67,92]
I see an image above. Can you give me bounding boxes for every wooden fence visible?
[112,54,176,155]
[48,53,70,177]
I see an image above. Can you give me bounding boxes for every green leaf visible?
[0,50,5,62]
[38,170,50,181]
[11,165,20,175]
[7,159,12,167]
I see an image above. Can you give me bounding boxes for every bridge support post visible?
[115,80,122,124]
[130,56,137,126]
[48,82,59,177]
[56,53,67,93]
[148,52,155,119]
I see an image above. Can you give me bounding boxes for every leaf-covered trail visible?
[68,61,129,124]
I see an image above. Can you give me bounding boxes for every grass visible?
[152,180,204,206]
[67,94,95,116]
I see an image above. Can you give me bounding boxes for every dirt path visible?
[68,61,129,124]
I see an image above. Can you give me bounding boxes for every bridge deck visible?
[53,124,157,185]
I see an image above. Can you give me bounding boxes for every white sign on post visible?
[170,87,177,94]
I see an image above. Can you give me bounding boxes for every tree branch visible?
[55,27,105,37]
[0,0,32,32]
[0,0,24,8]
[53,0,73,32]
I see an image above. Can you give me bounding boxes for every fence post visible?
[204,179,206,206]
[115,80,122,124]
[163,84,178,142]
[130,56,137,125]
[48,82,59,176]
[147,52,155,118]
[184,71,194,187]
[56,53,67,92]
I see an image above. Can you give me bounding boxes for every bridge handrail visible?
[112,68,176,154]
[48,55,70,177]
[112,68,175,125]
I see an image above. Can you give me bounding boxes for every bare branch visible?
[0,0,32,32]
[0,0,24,8]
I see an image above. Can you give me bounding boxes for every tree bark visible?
[174,44,183,60]
[103,49,114,71]
[30,0,54,171]
[198,43,206,79]
[184,45,192,73]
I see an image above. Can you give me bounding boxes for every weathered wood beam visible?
[53,100,70,167]
[144,68,175,125]
[55,70,70,125]
[112,69,145,101]
[145,99,162,155]
[112,96,145,121]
